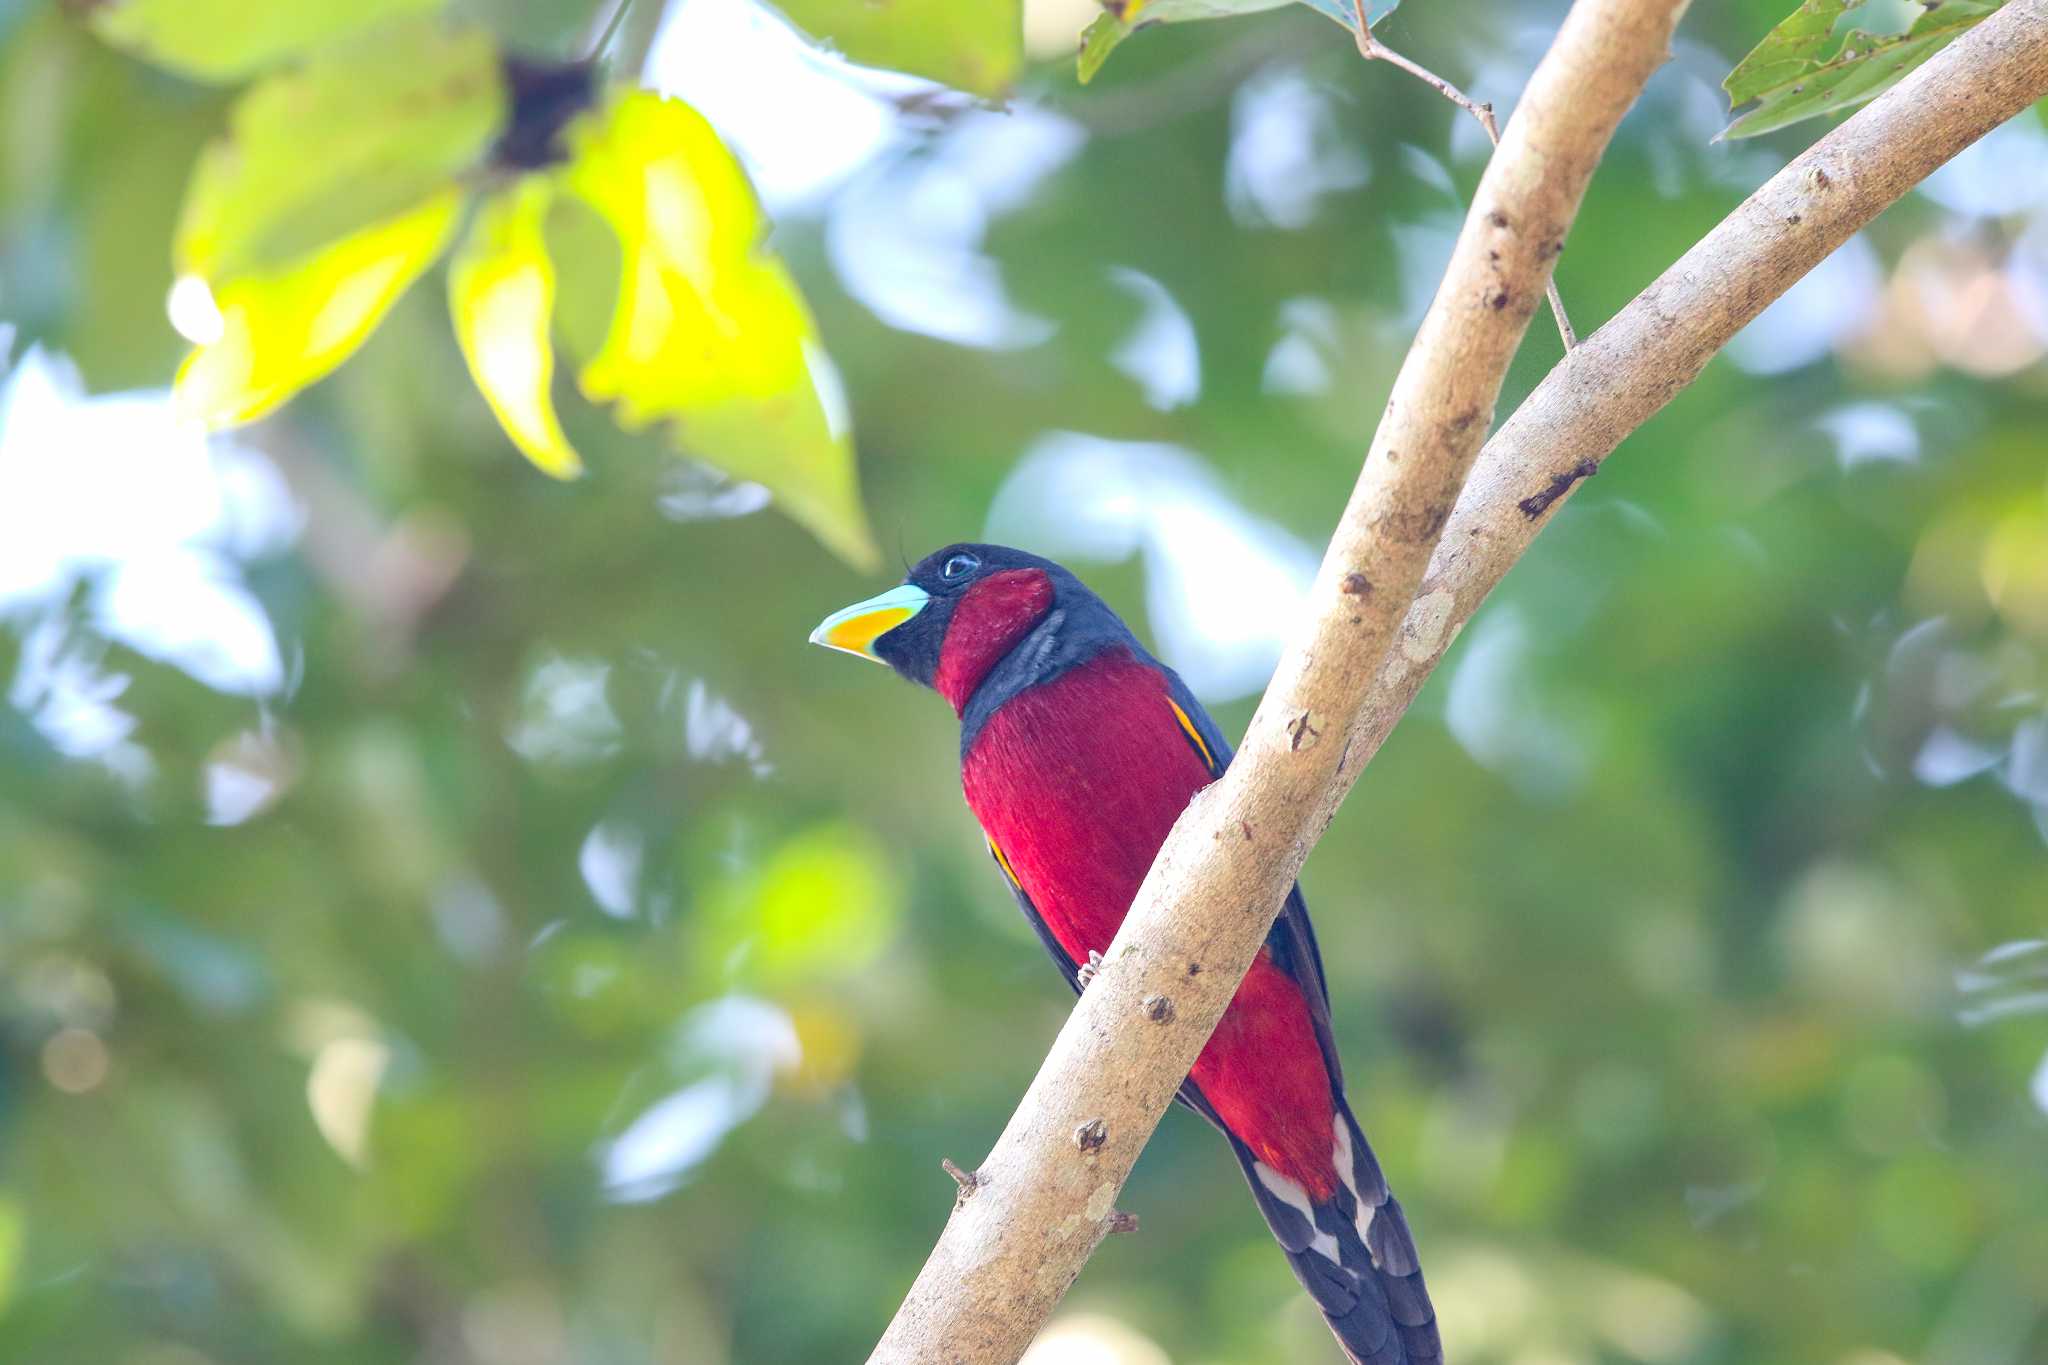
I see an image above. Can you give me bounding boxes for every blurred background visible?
[4,0,2048,1361]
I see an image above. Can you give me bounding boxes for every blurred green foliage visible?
[3,2,2048,1364]
[1078,0,1401,85]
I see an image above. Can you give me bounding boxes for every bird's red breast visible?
[962,646,1341,1198]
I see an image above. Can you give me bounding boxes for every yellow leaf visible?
[449,178,582,478]
[566,91,805,411]
[174,22,504,280]
[665,386,872,574]
[176,191,460,430]
[564,90,877,569]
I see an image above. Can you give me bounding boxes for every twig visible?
[585,0,636,64]
[940,1158,980,1198]
[1352,1,1580,350]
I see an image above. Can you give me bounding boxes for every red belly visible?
[963,649,1339,1198]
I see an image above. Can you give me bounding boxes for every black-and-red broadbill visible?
[812,543,1439,1365]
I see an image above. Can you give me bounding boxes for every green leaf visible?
[1077,0,1401,84]
[175,21,505,280]
[175,191,461,428]
[1293,0,1401,31]
[1078,13,1133,84]
[88,0,441,84]
[768,0,1022,98]
[542,191,623,365]
[1721,0,2001,139]
[449,177,582,479]
[564,90,877,569]
[1722,0,1853,106]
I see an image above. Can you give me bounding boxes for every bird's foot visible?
[1076,950,1106,990]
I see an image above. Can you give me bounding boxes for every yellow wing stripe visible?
[988,837,1022,888]
[1166,696,1218,773]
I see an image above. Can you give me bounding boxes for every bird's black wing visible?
[1159,667,1347,1093]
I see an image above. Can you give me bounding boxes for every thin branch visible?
[865,2,1688,1360]
[1356,16,1495,129]
[584,0,666,76]
[940,1157,979,1198]
[584,0,636,63]
[1343,0,2048,781]
[1353,0,1580,349]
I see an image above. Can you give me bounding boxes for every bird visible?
[810,543,1440,1365]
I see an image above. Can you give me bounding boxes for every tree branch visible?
[866,2,1689,1360]
[871,2,2048,1359]
[1344,0,2048,785]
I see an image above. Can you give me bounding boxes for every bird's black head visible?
[811,542,1113,713]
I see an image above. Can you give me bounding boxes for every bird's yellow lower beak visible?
[809,584,930,663]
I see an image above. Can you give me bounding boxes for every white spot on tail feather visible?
[1255,1160,1340,1264]
[1332,1117,1377,1256]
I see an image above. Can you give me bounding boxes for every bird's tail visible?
[1229,1097,1441,1364]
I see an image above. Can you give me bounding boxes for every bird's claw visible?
[1076,950,1106,990]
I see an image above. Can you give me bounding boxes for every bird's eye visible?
[942,552,980,580]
